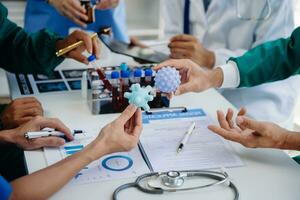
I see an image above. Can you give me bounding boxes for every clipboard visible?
[138,107,244,172]
[140,107,188,171]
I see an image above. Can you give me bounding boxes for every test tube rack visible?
[84,64,170,114]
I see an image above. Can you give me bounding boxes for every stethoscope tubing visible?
[112,170,239,200]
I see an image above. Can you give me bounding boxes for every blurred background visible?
[1,0,300,152]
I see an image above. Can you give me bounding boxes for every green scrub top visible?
[229,27,300,87]
[0,3,63,75]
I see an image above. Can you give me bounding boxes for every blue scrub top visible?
[24,0,129,42]
[0,176,12,200]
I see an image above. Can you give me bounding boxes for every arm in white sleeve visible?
[219,61,240,88]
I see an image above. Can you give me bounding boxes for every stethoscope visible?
[236,0,271,21]
[113,170,239,200]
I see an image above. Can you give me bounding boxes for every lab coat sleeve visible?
[213,0,294,66]
[0,3,64,75]
[229,27,300,87]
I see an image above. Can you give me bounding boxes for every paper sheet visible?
[44,134,149,185]
[140,109,244,172]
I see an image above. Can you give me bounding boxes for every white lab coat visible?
[162,0,298,128]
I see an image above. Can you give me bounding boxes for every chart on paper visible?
[140,109,244,172]
[44,136,149,185]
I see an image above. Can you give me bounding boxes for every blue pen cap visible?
[88,54,96,62]
[111,71,120,79]
[133,69,142,77]
[145,69,153,76]
[120,63,128,71]
[121,70,130,78]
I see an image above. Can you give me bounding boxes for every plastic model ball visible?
[124,83,154,111]
[154,66,181,93]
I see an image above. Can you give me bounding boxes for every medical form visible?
[140,109,244,172]
[43,108,243,186]
[44,134,150,185]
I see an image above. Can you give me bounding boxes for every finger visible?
[174,83,193,95]
[153,59,188,71]
[95,0,119,9]
[70,0,87,14]
[226,108,234,129]
[35,117,73,141]
[66,1,88,21]
[170,34,197,42]
[74,31,93,53]
[166,93,174,99]
[170,52,186,59]
[217,110,231,130]
[132,109,142,137]
[236,116,265,133]
[18,107,43,118]
[208,125,244,144]
[62,9,87,28]
[13,102,43,113]
[67,50,89,64]
[31,137,66,148]
[127,112,135,133]
[92,38,101,59]
[170,48,189,58]
[15,97,41,104]
[238,107,247,116]
[236,107,247,130]
[15,116,34,125]
[117,105,138,124]
[168,41,192,49]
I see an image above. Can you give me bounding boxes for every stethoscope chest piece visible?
[161,171,184,188]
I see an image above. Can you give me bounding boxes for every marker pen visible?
[25,130,84,141]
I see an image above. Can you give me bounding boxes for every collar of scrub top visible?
[183,0,211,34]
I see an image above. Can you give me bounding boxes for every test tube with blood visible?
[87,55,112,91]
[144,68,153,86]
[110,71,120,111]
[133,69,142,84]
[120,70,130,109]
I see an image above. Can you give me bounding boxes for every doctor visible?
[154,25,300,154]
[163,0,298,128]
[24,0,129,42]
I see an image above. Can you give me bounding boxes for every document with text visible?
[140,109,244,172]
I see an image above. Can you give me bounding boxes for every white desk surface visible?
[8,53,300,200]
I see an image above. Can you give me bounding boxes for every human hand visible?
[56,30,101,64]
[95,0,120,10]
[153,59,223,95]
[168,34,215,69]
[129,36,148,48]
[1,97,43,129]
[9,117,73,150]
[208,108,294,149]
[48,0,89,27]
[87,105,142,160]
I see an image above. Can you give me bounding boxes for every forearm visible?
[0,4,64,75]
[9,141,106,200]
[208,67,224,88]
[230,27,300,87]
[283,132,300,151]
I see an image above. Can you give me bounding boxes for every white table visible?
[7,54,300,200]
